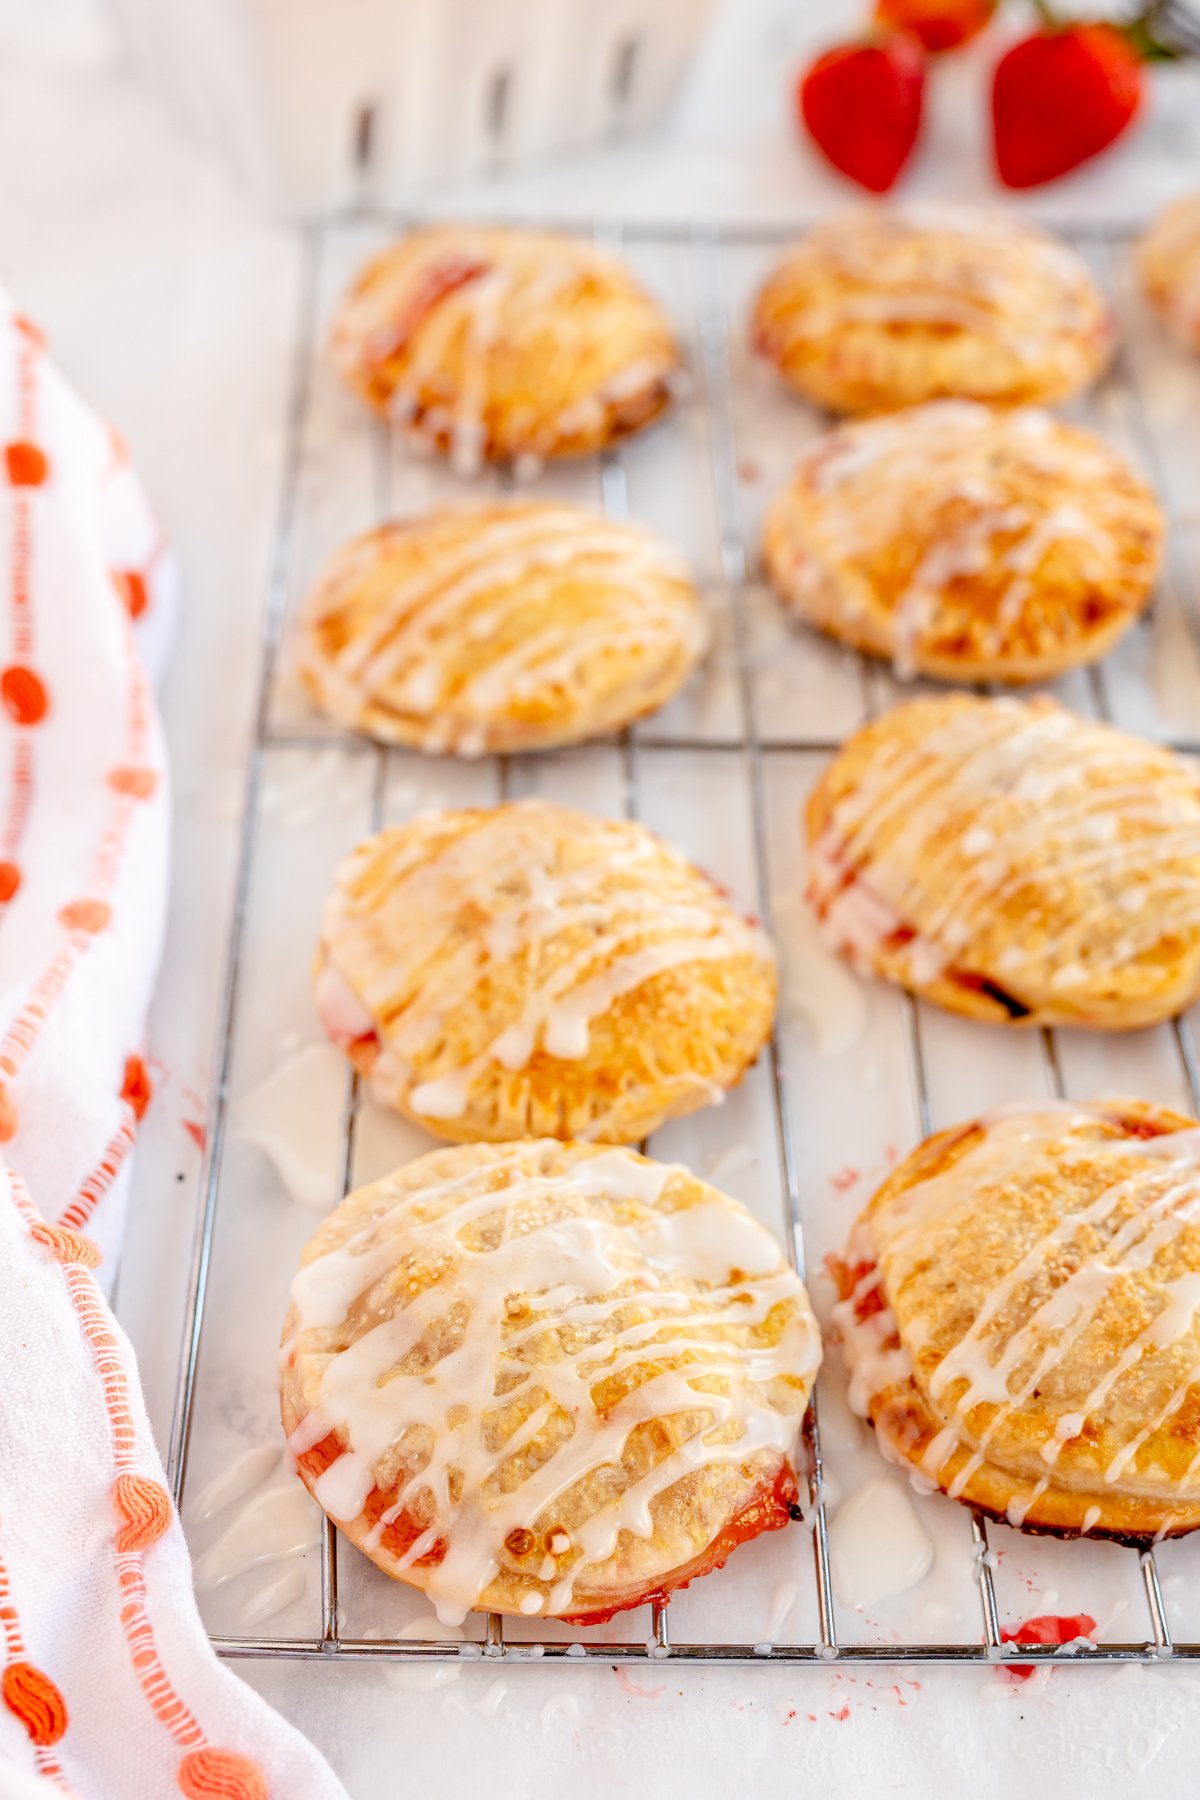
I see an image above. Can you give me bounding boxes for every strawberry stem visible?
[1028,0,1060,26]
[1123,0,1200,61]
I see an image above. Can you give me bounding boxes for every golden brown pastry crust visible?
[805,694,1200,1030]
[297,502,708,755]
[315,800,777,1143]
[831,1101,1200,1545]
[330,226,681,465]
[1139,194,1200,350]
[752,209,1115,415]
[280,1139,821,1620]
[762,402,1161,684]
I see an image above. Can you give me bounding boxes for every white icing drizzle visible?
[192,1483,318,1590]
[773,890,868,1058]
[189,1444,283,1523]
[783,401,1139,680]
[834,1110,1200,1518]
[235,1042,436,1207]
[234,1044,353,1212]
[302,506,705,751]
[767,1578,799,1642]
[363,1618,465,1693]
[237,1565,307,1630]
[827,1477,934,1610]
[318,800,774,1130]
[809,698,1200,1005]
[285,1143,819,1623]
[763,208,1107,367]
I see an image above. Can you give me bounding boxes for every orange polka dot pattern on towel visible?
[1,664,47,723]
[6,1166,274,1796]
[178,1747,271,1800]
[0,293,309,1795]
[112,569,148,619]
[2,1660,68,1747]
[28,1220,101,1267]
[109,765,158,799]
[4,441,48,487]
[0,1543,70,1786]
[113,1473,172,1553]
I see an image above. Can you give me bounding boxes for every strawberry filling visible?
[827,1254,886,1323]
[808,852,1032,1020]
[365,256,491,375]
[299,1437,799,1622]
[561,1460,801,1626]
[1000,1613,1096,1679]
[314,957,383,1074]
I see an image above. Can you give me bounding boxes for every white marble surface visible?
[7,0,1200,1793]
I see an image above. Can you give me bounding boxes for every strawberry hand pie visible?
[752,208,1115,415]
[281,1140,821,1622]
[330,226,681,470]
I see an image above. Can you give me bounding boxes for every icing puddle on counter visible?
[187,1446,319,1632]
[234,1041,436,1208]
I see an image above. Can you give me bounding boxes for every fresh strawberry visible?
[992,23,1143,188]
[875,0,996,53]
[798,36,925,194]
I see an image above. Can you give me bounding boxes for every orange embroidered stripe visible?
[10,331,37,660]
[0,340,266,1797]
[9,1173,233,1771]
[2,731,32,860]
[0,1544,73,1790]
[54,1248,207,1749]
[58,1109,138,1231]
[0,592,155,1094]
[116,1559,202,1744]
[55,1274,208,1749]
[8,1170,40,1230]
[0,1553,23,1659]
[63,1269,139,1464]
[0,942,86,1082]
[0,335,41,916]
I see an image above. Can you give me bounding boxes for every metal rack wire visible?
[167,214,1200,1670]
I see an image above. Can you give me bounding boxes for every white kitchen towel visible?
[0,294,347,1798]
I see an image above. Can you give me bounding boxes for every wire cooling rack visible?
[164,213,1200,1671]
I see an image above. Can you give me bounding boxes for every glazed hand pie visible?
[762,402,1162,683]
[315,800,777,1142]
[296,502,709,755]
[1139,194,1200,350]
[805,694,1200,1029]
[752,209,1115,415]
[281,1139,821,1621]
[831,1100,1200,1543]
[330,226,681,468]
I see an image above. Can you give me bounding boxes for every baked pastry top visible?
[805,694,1200,1030]
[831,1100,1200,1544]
[296,502,709,755]
[752,208,1115,415]
[762,401,1162,683]
[281,1139,820,1622]
[1139,194,1200,350]
[315,800,777,1143]
[330,226,681,467]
